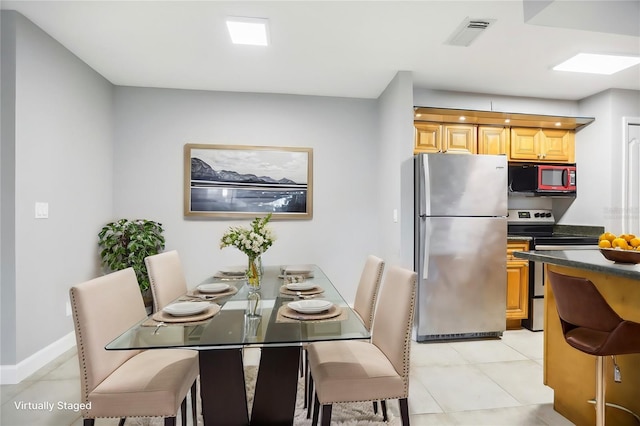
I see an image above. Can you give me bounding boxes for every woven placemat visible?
[277,305,346,323]
[185,286,239,299]
[279,285,324,296]
[146,304,221,324]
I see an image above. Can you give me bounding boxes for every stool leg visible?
[596,356,605,426]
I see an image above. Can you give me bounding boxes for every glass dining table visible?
[106,265,370,425]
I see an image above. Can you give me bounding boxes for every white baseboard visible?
[0,332,76,384]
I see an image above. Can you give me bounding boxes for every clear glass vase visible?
[246,255,262,291]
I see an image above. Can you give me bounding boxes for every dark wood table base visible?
[199,346,301,425]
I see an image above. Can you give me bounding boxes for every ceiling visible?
[2,0,639,100]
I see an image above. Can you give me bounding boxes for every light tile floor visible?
[0,329,575,425]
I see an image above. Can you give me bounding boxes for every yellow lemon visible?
[630,238,640,248]
[598,239,612,248]
[599,232,616,242]
[612,238,630,250]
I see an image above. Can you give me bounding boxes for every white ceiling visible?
[2,0,639,100]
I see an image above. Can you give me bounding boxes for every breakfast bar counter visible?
[514,249,640,426]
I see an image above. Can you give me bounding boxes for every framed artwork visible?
[184,144,313,219]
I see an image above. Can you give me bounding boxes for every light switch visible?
[35,202,49,219]
[393,209,398,223]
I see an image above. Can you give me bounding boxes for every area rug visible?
[123,364,399,425]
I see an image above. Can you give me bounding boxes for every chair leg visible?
[191,381,197,425]
[399,398,410,426]
[596,356,605,426]
[321,404,333,426]
[373,400,378,414]
[83,419,95,426]
[180,395,186,426]
[307,373,315,419]
[118,418,126,426]
[303,351,307,409]
[164,417,176,426]
[303,349,310,409]
[381,400,388,422]
[312,393,320,426]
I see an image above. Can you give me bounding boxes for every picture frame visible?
[184,144,313,219]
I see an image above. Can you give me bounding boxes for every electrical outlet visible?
[35,202,49,219]
[65,301,72,317]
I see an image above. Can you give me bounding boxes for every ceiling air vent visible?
[445,17,496,47]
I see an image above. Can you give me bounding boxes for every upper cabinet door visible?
[539,129,574,163]
[509,128,540,160]
[443,124,477,154]
[415,122,442,153]
[478,126,509,155]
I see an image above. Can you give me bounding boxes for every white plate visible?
[287,300,333,314]
[163,301,210,317]
[219,266,246,276]
[286,281,316,291]
[281,265,313,274]
[197,283,230,294]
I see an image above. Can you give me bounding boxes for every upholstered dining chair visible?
[307,265,417,426]
[352,255,386,330]
[145,250,188,312]
[69,268,199,426]
[304,255,385,413]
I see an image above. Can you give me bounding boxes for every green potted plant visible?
[98,219,165,301]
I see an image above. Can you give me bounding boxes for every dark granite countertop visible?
[514,249,640,280]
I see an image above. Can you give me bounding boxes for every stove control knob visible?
[534,213,540,217]
[545,213,552,217]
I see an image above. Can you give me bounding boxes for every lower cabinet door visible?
[506,261,529,319]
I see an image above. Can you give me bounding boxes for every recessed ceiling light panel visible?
[553,53,640,75]
[226,17,269,46]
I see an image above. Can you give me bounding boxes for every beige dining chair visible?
[307,265,417,426]
[304,255,385,413]
[69,267,199,426]
[145,250,188,312]
[352,254,386,330]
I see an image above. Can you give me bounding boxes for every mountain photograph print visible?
[184,144,313,219]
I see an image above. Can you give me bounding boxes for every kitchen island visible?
[514,249,640,426]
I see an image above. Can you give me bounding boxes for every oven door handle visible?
[534,244,597,250]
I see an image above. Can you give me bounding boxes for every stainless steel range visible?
[507,209,599,331]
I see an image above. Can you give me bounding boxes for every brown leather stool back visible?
[547,270,640,356]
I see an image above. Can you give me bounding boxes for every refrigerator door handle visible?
[422,155,431,217]
[422,218,431,278]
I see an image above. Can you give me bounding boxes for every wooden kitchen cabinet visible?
[414,122,442,153]
[506,240,529,328]
[509,128,575,163]
[478,126,509,155]
[414,122,476,154]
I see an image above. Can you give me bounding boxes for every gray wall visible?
[377,71,415,268]
[567,89,640,231]
[1,11,114,369]
[112,87,380,303]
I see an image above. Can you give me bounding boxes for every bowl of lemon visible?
[598,232,640,264]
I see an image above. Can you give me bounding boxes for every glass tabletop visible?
[106,265,370,350]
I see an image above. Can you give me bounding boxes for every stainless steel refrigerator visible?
[414,153,507,342]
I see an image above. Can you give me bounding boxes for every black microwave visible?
[509,164,577,196]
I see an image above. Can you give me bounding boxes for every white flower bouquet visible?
[220,213,275,258]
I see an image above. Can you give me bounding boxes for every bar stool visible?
[547,270,640,426]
